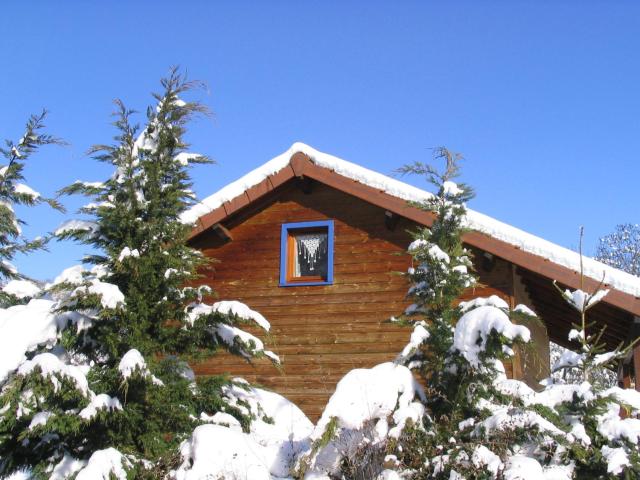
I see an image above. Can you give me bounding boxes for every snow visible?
[406,241,450,264]
[79,393,122,420]
[222,382,314,477]
[602,386,640,412]
[132,128,158,157]
[376,471,402,480]
[594,351,617,366]
[0,299,60,382]
[476,407,566,439]
[211,300,271,331]
[503,456,543,480]
[174,424,271,480]
[601,446,630,475]
[428,244,450,263]
[1,279,41,299]
[50,455,86,480]
[82,279,125,309]
[5,472,31,480]
[182,142,640,299]
[397,322,429,361]
[513,304,537,316]
[471,445,503,477]
[164,268,178,278]
[201,411,242,430]
[453,305,530,368]
[54,219,98,236]
[534,383,594,409]
[75,448,130,480]
[596,403,640,443]
[2,259,18,275]
[117,247,140,262]
[459,295,509,313]
[407,238,428,252]
[28,411,52,430]
[118,349,163,386]
[76,181,104,189]
[299,362,425,477]
[118,349,148,379]
[51,265,86,286]
[442,180,463,196]
[14,183,40,198]
[186,302,278,361]
[551,349,584,371]
[17,352,89,396]
[216,323,278,361]
[562,288,609,312]
[567,328,584,342]
[174,152,202,166]
[314,362,423,433]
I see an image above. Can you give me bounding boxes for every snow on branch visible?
[17,352,89,396]
[186,301,278,363]
[118,349,163,386]
[452,304,530,368]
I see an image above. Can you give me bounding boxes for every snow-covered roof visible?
[183,142,640,300]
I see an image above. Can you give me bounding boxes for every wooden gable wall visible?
[189,181,547,420]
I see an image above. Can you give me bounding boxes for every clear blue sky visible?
[2,1,639,281]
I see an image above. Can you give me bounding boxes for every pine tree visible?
[0,70,277,479]
[394,148,476,403]
[0,112,63,307]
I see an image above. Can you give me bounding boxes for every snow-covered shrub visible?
[296,362,425,479]
[173,383,313,479]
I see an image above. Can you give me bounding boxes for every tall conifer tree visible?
[0,70,277,479]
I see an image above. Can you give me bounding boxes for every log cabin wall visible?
[189,181,543,420]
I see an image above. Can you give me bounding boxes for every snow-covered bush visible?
[295,362,425,479]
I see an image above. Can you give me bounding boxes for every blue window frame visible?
[279,220,334,286]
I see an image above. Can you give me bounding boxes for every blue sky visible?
[2,1,639,280]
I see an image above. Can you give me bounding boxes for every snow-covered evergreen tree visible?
[0,70,279,479]
[0,112,62,307]
[382,152,640,479]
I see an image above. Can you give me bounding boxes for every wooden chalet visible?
[184,143,640,420]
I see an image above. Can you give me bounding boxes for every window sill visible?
[279,280,333,287]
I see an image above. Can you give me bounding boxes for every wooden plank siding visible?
[190,182,523,420]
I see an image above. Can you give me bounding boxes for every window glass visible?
[293,231,328,278]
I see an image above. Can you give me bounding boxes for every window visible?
[280,220,334,286]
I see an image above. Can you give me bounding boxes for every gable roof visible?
[183,142,640,318]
